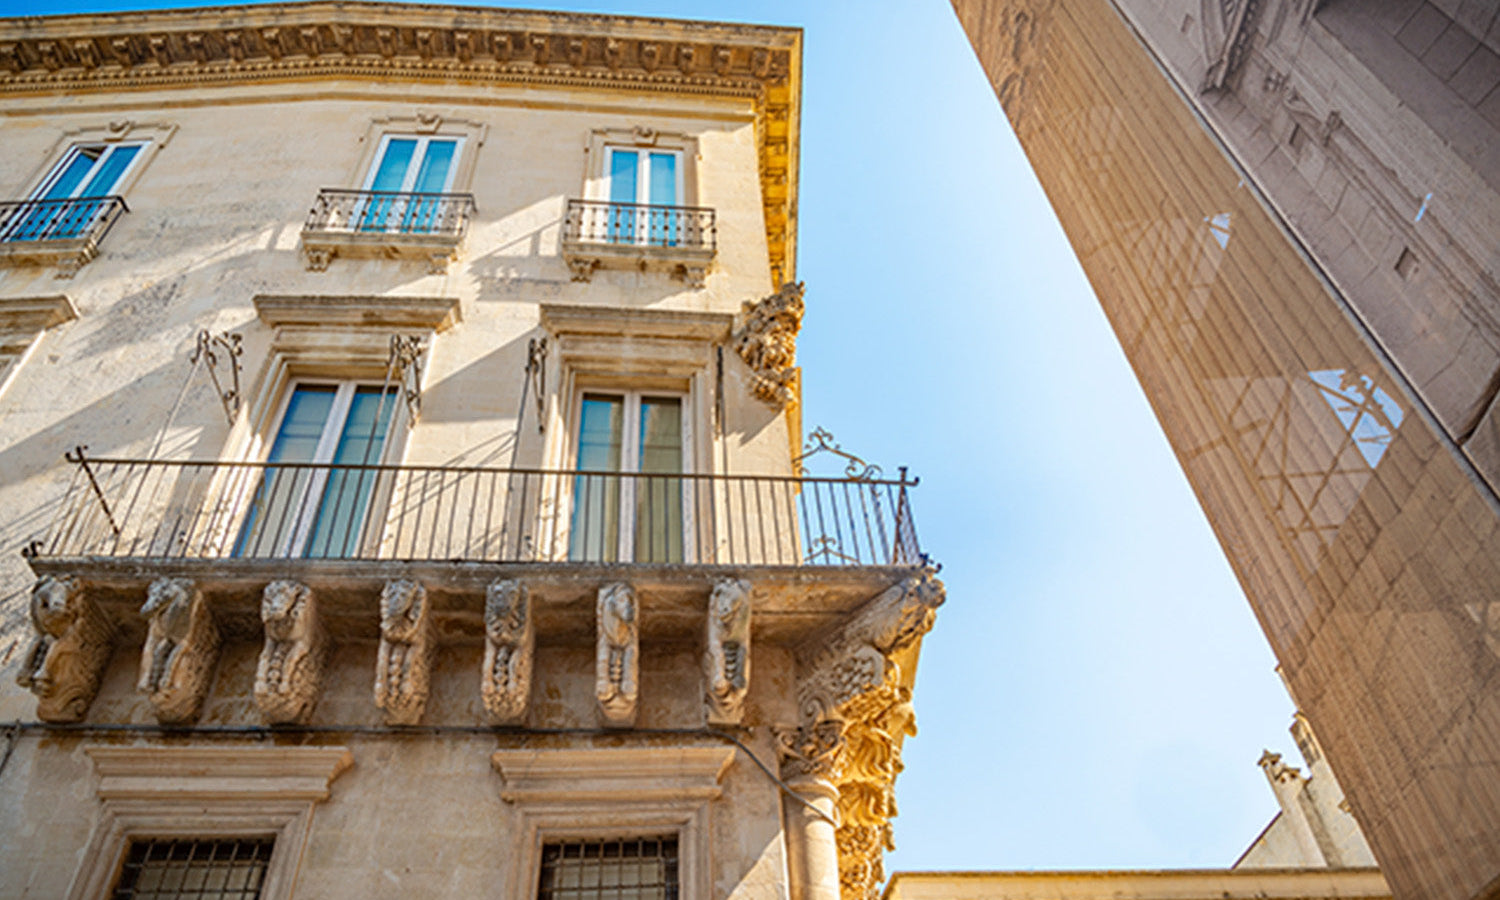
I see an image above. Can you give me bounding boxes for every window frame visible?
[361,134,466,195]
[565,386,696,563]
[29,141,149,202]
[13,122,174,204]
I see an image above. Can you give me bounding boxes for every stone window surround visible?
[10,120,177,201]
[491,745,734,900]
[0,294,77,399]
[581,126,701,205]
[345,112,488,193]
[537,303,732,479]
[66,745,352,900]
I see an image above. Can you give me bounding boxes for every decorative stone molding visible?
[1200,0,1262,91]
[16,575,115,723]
[137,577,220,724]
[733,281,804,409]
[67,746,352,900]
[703,577,752,725]
[483,579,534,725]
[596,581,639,727]
[780,567,945,900]
[0,3,800,287]
[254,580,328,725]
[490,745,731,900]
[374,578,434,726]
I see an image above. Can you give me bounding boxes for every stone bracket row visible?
[15,573,755,729]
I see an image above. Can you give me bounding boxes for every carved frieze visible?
[254,580,328,725]
[482,579,534,725]
[16,575,115,723]
[780,566,945,900]
[595,581,638,727]
[138,577,220,724]
[732,281,805,409]
[374,579,434,726]
[703,577,752,725]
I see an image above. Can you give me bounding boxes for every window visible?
[3,142,143,242]
[602,147,683,245]
[236,382,400,559]
[109,838,274,900]
[358,134,464,233]
[570,391,688,563]
[538,838,679,900]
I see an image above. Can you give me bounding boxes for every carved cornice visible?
[780,567,946,900]
[0,1,801,284]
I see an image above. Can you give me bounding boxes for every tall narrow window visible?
[236,382,399,559]
[4,142,143,242]
[360,135,462,233]
[109,838,274,900]
[537,837,679,900]
[604,148,682,245]
[570,392,685,563]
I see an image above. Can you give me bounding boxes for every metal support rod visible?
[64,445,120,538]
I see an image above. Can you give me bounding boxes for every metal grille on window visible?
[110,838,274,900]
[538,837,679,900]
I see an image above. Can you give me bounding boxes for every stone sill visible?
[300,228,463,274]
[0,237,99,278]
[561,239,715,287]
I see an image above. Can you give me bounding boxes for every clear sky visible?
[8,0,1298,873]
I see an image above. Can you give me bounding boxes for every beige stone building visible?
[0,4,944,899]
[951,1,1500,899]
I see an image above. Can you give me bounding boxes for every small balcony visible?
[300,188,476,274]
[560,199,717,286]
[0,196,129,277]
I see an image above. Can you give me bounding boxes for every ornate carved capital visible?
[596,582,638,728]
[483,579,534,725]
[374,579,434,726]
[788,567,944,900]
[254,580,327,725]
[138,577,220,724]
[16,575,115,723]
[703,577,752,725]
[733,281,804,408]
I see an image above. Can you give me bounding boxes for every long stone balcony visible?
[560,198,717,286]
[299,188,476,273]
[0,195,129,277]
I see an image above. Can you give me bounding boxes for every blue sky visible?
[9,0,1296,872]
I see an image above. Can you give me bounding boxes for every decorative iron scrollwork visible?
[794,427,882,481]
[526,337,547,433]
[388,334,425,422]
[192,330,243,425]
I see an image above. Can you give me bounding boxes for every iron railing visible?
[0,195,128,245]
[31,451,922,568]
[563,199,716,250]
[303,189,476,237]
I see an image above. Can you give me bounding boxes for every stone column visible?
[783,775,841,900]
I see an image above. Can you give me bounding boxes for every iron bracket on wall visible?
[192,330,243,425]
[389,334,425,422]
[526,337,547,432]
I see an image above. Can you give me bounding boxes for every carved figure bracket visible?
[704,577,752,725]
[254,580,328,725]
[732,281,804,409]
[483,579,535,725]
[374,579,434,726]
[596,582,639,728]
[138,577,220,724]
[16,575,115,723]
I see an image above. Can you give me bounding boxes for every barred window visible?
[538,837,679,900]
[110,838,275,900]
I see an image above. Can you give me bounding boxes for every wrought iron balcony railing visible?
[30,451,923,569]
[303,189,476,238]
[0,195,128,246]
[562,199,716,250]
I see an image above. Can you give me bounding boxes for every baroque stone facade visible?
[0,5,938,900]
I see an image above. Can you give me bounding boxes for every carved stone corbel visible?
[374,579,434,726]
[16,575,115,723]
[483,579,534,725]
[303,246,333,272]
[787,567,945,900]
[732,281,805,409]
[138,577,220,724]
[254,580,327,725]
[704,577,752,725]
[596,582,638,727]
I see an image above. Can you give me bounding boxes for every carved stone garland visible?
[733,281,804,409]
[16,575,116,723]
[138,577,220,724]
[703,577,752,725]
[374,578,434,726]
[483,579,535,725]
[254,580,328,725]
[774,567,945,900]
[595,581,639,728]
